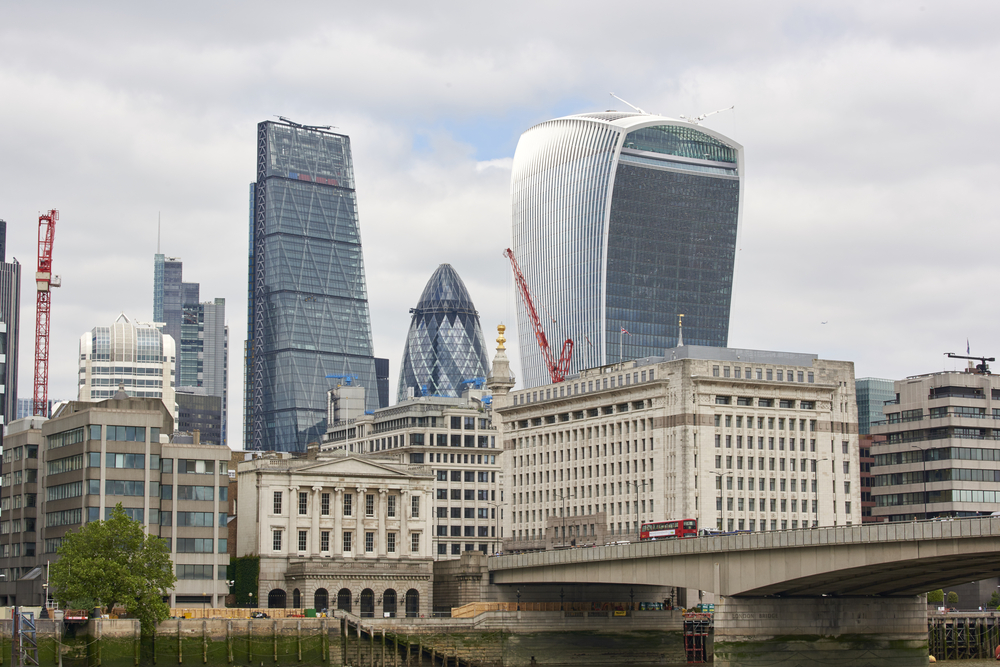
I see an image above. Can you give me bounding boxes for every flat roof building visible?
[491,346,860,551]
[510,112,743,388]
[871,367,1000,521]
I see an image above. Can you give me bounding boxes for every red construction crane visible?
[33,210,60,417]
[503,247,573,383]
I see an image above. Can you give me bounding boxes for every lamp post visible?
[557,490,567,548]
[711,470,725,531]
[909,444,928,520]
[248,592,254,609]
[629,587,635,611]
[485,501,507,554]
[516,588,521,611]
[559,587,564,612]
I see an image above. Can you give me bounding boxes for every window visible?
[365,532,374,553]
[321,531,330,552]
[298,530,308,552]
[176,538,214,553]
[343,531,353,552]
[176,459,214,474]
[411,533,420,553]
[273,491,283,514]
[177,485,214,501]
[387,532,396,553]
[177,564,214,580]
[344,493,353,516]
[272,530,282,551]
[176,512,213,527]
[321,493,330,516]
[105,453,144,469]
[299,492,308,515]
[365,494,374,517]
[387,495,396,518]
[411,496,420,518]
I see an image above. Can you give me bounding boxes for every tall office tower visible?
[0,220,20,422]
[510,112,744,388]
[78,313,176,416]
[153,254,198,350]
[855,377,895,435]
[179,298,229,445]
[247,119,377,452]
[397,264,490,402]
[375,357,389,409]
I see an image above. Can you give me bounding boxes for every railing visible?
[451,601,648,617]
[169,607,308,619]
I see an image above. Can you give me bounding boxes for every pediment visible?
[292,455,427,481]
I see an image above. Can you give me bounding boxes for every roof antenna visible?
[274,115,335,131]
[157,212,161,254]
[609,93,646,114]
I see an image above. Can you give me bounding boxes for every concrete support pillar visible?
[713,595,928,666]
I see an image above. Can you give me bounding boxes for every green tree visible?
[988,590,1000,609]
[49,504,175,634]
[927,589,944,604]
[947,591,959,606]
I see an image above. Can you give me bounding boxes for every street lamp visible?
[556,490,568,548]
[812,458,829,528]
[629,587,635,611]
[484,501,507,555]
[909,444,928,520]
[248,592,254,609]
[711,470,725,531]
[559,587,564,612]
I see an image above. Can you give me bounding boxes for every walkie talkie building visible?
[247,120,377,452]
[511,112,744,388]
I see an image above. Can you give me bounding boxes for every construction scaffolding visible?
[683,612,712,663]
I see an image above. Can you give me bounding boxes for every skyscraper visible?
[0,220,20,422]
[179,298,229,445]
[247,119,377,452]
[855,377,894,435]
[510,112,744,388]
[153,254,198,351]
[397,264,490,402]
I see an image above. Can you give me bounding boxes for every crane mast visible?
[33,210,60,417]
[503,248,573,383]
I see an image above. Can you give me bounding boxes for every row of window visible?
[715,415,817,430]
[875,446,1000,466]
[875,489,1000,506]
[435,489,497,501]
[434,507,497,519]
[272,491,420,519]
[272,529,421,554]
[2,445,38,464]
[176,564,228,580]
[715,396,815,409]
[713,366,815,383]
[435,470,495,483]
[45,451,225,475]
[44,507,225,529]
[512,372,656,406]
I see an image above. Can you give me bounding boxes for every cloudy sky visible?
[1,1,997,448]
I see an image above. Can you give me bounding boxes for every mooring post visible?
[202,620,208,663]
[298,620,302,662]
[227,620,233,663]
[273,619,278,663]
[248,620,253,663]
[321,618,328,663]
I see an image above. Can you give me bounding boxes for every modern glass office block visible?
[511,112,744,388]
[397,264,489,402]
[248,121,376,452]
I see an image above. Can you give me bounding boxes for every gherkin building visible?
[397,264,490,402]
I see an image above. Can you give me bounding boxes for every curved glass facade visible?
[397,264,490,402]
[248,121,376,452]
[511,113,743,388]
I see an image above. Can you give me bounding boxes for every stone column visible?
[333,487,345,556]
[288,485,299,553]
[400,490,411,556]
[378,488,388,557]
[357,486,368,556]
[312,485,323,554]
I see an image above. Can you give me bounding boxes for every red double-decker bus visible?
[640,519,698,541]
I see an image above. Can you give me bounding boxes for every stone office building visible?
[236,450,435,616]
[491,346,861,552]
[322,386,504,558]
[0,395,231,607]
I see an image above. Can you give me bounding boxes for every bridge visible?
[491,518,1000,666]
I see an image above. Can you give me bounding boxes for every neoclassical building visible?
[236,450,435,616]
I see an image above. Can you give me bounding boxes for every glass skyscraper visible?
[511,112,744,388]
[397,264,490,402]
[855,377,895,435]
[247,120,377,452]
[0,220,19,423]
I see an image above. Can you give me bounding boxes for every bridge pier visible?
[713,595,929,666]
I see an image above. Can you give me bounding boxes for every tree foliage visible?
[989,590,1000,609]
[947,591,959,605]
[229,555,259,607]
[49,504,175,634]
[927,589,944,603]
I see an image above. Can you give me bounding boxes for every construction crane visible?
[946,352,994,375]
[503,248,573,383]
[33,210,61,417]
[325,374,355,386]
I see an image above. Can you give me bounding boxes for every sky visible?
[1,1,998,449]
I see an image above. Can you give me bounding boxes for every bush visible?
[927,589,944,603]
[947,591,959,606]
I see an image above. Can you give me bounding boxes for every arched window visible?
[405,589,419,618]
[360,589,375,618]
[336,588,351,613]
[314,588,329,612]
[292,588,301,608]
[383,589,397,617]
[267,589,287,609]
